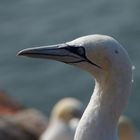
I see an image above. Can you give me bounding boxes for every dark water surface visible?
[0,0,140,129]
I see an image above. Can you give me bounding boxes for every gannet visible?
[40,98,83,140]
[18,34,133,140]
[118,116,137,140]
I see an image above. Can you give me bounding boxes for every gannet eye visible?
[65,46,85,57]
[76,47,85,56]
[115,50,119,54]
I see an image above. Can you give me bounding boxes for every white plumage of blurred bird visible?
[40,98,83,140]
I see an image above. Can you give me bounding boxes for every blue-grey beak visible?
[17,44,101,68]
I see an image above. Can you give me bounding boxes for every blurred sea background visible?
[0,0,140,130]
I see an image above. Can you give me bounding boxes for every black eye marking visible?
[115,50,119,54]
[76,47,85,56]
[64,45,101,69]
[65,46,86,57]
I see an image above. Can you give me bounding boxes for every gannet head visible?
[50,98,83,122]
[18,34,132,82]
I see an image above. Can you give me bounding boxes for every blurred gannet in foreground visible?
[40,98,83,140]
[18,34,133,140]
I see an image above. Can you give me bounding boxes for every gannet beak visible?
[17,44,101,68]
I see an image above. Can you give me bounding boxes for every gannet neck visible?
[74,65,132,140]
